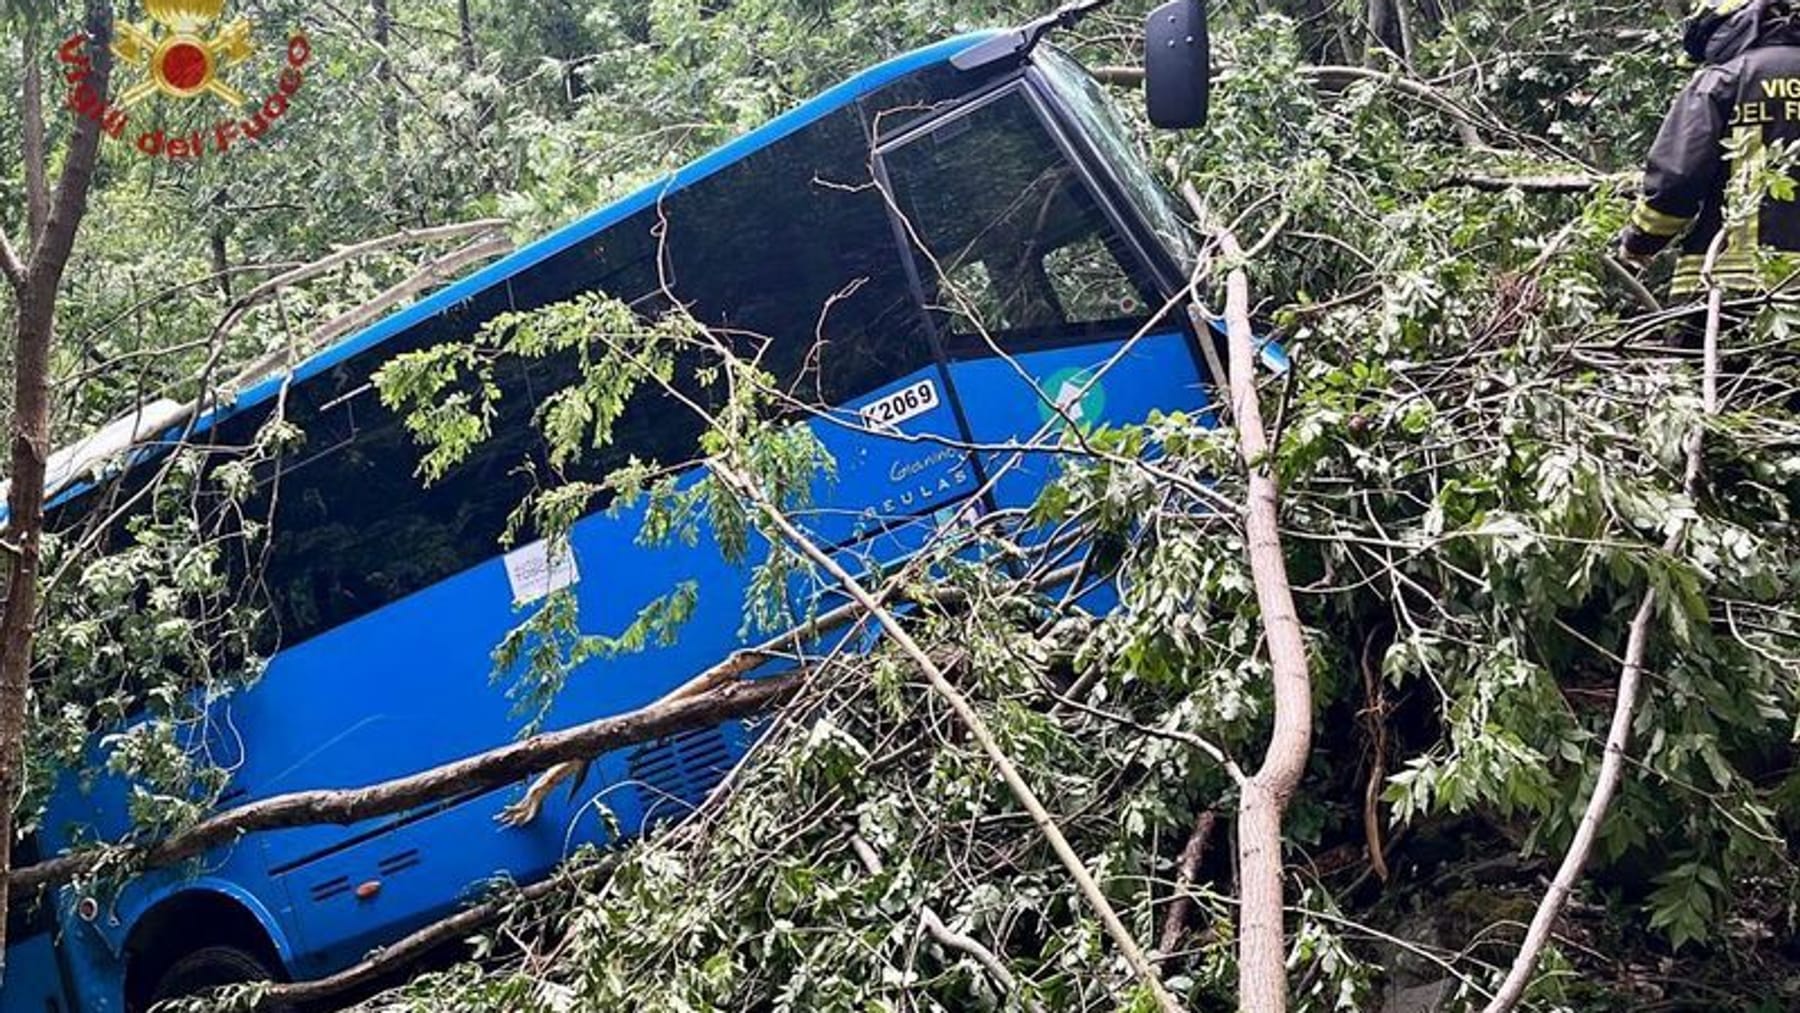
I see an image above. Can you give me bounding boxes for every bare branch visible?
[223,230,513,391]
[851,834,1043,1011]
[1158,810,1218,956]
[254,862,604,1007]
[1183,180,1314,1013]
[1600,255,1664,317]
[1089,65,1144,86]
[710,459,1184,1013]
[208,217,510,374]
[1479,209,1725,1013]
[1447,172,1632,194]
[10,670,801,897]
[303,234,512,351]
[1048,687,1245,784]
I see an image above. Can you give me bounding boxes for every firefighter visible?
[1618,0,1800,297]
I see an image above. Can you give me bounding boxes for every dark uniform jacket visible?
[1622,25,1800,295]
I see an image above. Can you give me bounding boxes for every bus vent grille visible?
[378,848,422,876]
[309,875,351,902]
[628,725,734,829]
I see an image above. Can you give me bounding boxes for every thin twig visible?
[711,459,1184,1013]
[1479,217,1723,1013]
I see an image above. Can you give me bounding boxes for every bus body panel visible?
[945,328,1207,512]
[85,361,974,982]
[207,480,760,974]
[0,933,68,1013]
[813,366,980,551]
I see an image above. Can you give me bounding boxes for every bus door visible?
[876,84,1209,520]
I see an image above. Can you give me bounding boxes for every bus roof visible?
[21,30,1000,523]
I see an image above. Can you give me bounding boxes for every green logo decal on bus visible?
[1038,366,1107,431]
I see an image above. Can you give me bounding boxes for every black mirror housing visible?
[1144,0,1210,129]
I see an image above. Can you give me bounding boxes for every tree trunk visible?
[0,2,114,972]
[457,0,477,72]
[373,0,399,148]
[21,22,48,244]
[0,288,53,976]
[1237,788,1291,1008]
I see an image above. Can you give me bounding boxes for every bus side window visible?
[231,307,561,648]
[880,89,1157,352]
[653,105,937,411]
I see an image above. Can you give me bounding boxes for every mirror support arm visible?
[950,0,1119,72]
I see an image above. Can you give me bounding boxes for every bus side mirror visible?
[1144,0,1210,129]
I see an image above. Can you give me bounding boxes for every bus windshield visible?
[1035,46,1198,273]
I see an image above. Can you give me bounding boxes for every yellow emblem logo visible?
[112,0,255,108]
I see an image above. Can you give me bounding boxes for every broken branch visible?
[711,459,1184,1013]
[252,863,601,1008]
[1478,216,1724,1013]
[11,670,800,897]
[1183,179,1315,1013]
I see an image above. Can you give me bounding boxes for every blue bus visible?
[5,6,1218,1011]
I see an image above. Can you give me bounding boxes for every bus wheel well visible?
[123,891,285,1011]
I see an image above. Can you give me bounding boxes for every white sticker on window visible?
[504,539,579,604]
[858,379,940,432]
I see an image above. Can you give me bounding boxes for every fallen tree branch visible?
[11,670,801,897]
[1158,809,1218,956]
[250,860,608,1008]
[1444,172,1632,194]
[711,459,1184,1013]
[251,556,1082,1007]
[227,232,514,390]
[1183,180,1315,1013]
[1478,224,1723,1013]
[209,218,508,358]
[1089,65,1146,86]
[500,559,1078,827]
[18,551,1080,892]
